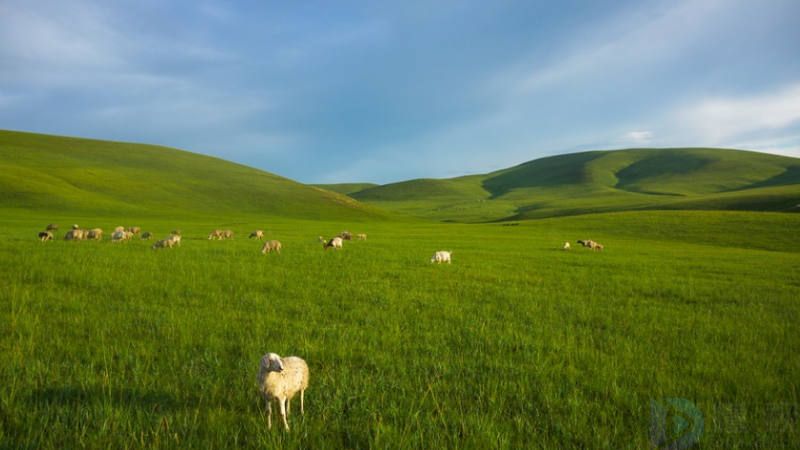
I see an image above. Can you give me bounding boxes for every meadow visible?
[1,210,798,449]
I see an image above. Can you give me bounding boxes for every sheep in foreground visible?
[258,353,309,430]
[38,231,53,241]
[45,223,58,231]
[323,237,343,250]
[356,233,367,241]
[563,241,571,250]
[141,231,153,240]
[86,228,103,240]
[249,230,265,240]
[431,250,452,264]
[261,240,282,254]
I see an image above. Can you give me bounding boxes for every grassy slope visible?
[0,130,386,221]
[1,210,797,449]
[312,183,378,195]
[351,148,800,222]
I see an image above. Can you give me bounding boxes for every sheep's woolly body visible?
[258,354,309,430]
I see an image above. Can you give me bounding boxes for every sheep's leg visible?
[287,397,291,416]
[280,397,289,430]
[266,396,272,429]
[300,390,304,415]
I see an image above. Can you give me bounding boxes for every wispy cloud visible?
[676,83,800,144]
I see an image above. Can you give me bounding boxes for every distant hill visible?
[346,148,800,221]
[0,130,385,221]
[312,182,378,196]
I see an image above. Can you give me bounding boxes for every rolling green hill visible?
[0,130,386,221]
[347,148,800,222]
[311,182,378,195]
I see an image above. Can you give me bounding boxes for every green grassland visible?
[1,211,798,449]
[344,148,800,222]
[1,130,799,448]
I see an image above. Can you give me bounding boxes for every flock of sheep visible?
[35,222,606,431]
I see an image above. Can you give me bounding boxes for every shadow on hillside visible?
[27,387,194,412]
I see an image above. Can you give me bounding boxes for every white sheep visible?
[261,240,282,254]
[250,230,265,240]
[86,228,103,240]
[151,238,175,249]
[64,228,85,240]
[323,236,343,250]
[258,353,309,430]
[563,241,571,250]
[431,250,452,264]
[167,234,181,246]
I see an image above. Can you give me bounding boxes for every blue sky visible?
[1,0,799,183]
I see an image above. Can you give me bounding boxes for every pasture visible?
[1,210,798,449]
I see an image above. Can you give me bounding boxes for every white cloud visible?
[623,130,653,144]
[676,83,800,144]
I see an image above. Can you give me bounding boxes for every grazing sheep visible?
[577,239,603,251]
[222,229,234,239]
[141,231,153,240]
[356,233,367,241]
[250,230,265,240]
[38,231,53,241]
[111,230,131,242]
[563,241,571,250]
[323,237,343,250]
[64,228,85,241]
[126,226,141,235]
[167,234,181,246]
[261,240,282,254]
[208,229,223,240]
[337,231,352,241]
[46,223,58,231]
[86,228,103,240]
[431,250,452,264]
[258,353,309,430]
[151,238,176,250]
[114,226,125,233]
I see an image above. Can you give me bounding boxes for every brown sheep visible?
[261,240,282,254]
[221,229,234,239]
[126,226,141,235]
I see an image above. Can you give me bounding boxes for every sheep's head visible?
[261,353,284,372]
